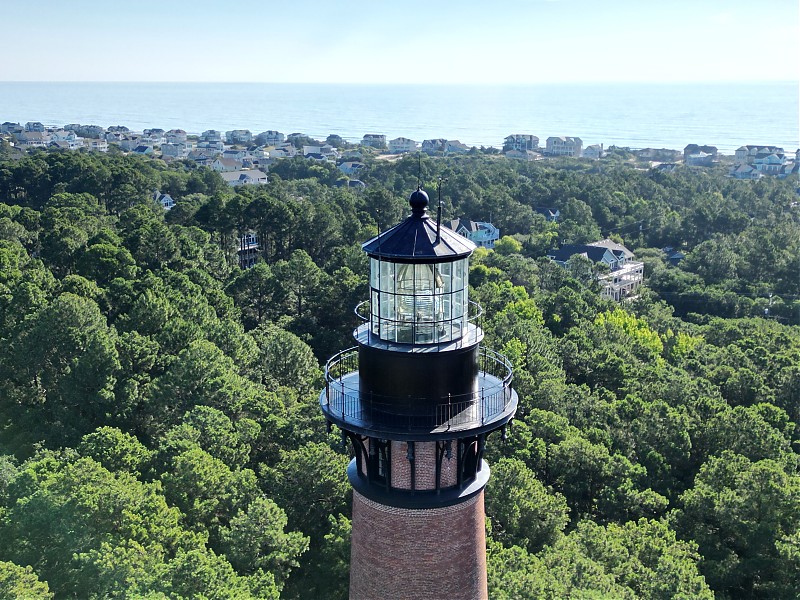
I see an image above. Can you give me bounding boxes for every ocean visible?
[1,82,797,153]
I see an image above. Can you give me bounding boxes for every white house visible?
[583,144,605,159]
[153,191,176,210]
[546,136,583,157]
[447,218,500,249]
[547,239,644,301]
[388,137,418,154]
[212,157,243,172]
[220,170,268,186]
[85,138,109,152]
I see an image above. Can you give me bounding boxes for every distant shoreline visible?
[2,81,797,153]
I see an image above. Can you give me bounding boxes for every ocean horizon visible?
[1,81,798,154]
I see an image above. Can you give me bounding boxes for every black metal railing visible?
[322,346,514,433]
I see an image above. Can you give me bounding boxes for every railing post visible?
[481,387,485,425]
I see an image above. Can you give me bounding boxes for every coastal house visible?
[161,142,190,159]
[735,145,784,164]
[153,191,176,210]
[326,134,344,147]
[197,139,225,152]
[166,129,188,144]
[15,130,51,148]
[120,136,144,152]
[503,134,539,152]
[388,137,418,154]
[237,231,260,269]
[445,140,470,154]
[447,218,500,249]
[361,134,387,149]
[583,144,606,159]
[187,150,214,166]
[686,151,715,167]
[143,128,166,142]
[338,161,365,176]
[1,122,23,135]
[212,157,244,172]
[269,145,297,159]
[132,145,154,155]
[534,207,560,222]
[222,148,247,161]
[85,138,109,152]
[730,164,762,180]
[200,130,223,143]
[256,130,285,146]
[25,122,45,132]
[683,144,718,162]
[68,124,106,139]
[753,153,785,175]
[547,239,644,301]
[661,246,685,266]
[226,129,253,145]
[220,169,268,187]
[545,136,583,157]
[422,139,447,154]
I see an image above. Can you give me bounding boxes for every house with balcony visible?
[361,134,387,149]
[545,136,583,157]
[547,239,643,301]
[15,130,51,148]
[256,130,285,146]
[85,138,109,152]
[226,129,253,145]
[503,134,539,152]
[447,218,500,249]
[237,231,260,269]
[388,137,418,154]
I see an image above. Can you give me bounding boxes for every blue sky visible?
[3,0,798,83]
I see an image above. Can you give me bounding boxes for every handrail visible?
[322,345,515,432]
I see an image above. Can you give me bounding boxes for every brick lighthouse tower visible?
[320,187,518,599]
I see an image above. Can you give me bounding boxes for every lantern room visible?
[361,187,476,346]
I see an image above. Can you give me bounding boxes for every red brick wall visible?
[350,490,488,600]
[390,441,458,490]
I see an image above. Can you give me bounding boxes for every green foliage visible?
[1,149,799,599]
[0,561,53,599]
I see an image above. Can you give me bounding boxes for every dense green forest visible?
[0,147,798,599]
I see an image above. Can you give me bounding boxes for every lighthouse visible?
[320,187,518,599]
